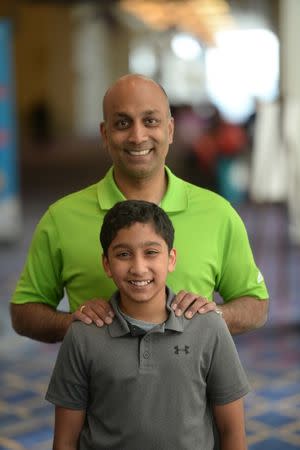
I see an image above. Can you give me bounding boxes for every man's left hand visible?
[171,290,218,319]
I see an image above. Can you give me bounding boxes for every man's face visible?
[100,76,174,181]
[103,222,176,307]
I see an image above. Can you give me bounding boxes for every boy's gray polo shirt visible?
[46,288,250,450]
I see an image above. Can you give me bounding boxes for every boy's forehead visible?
[110,221,164,246]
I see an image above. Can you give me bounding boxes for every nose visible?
[129,255,148,275]
[128,122,147,144]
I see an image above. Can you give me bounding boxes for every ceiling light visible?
[171,33,202,61]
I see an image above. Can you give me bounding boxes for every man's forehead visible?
[110,74,162,93]
[103,76,169,117]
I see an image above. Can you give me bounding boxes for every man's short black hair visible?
[100,200,175,256]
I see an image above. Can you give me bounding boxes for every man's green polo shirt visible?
[12,166,268,311]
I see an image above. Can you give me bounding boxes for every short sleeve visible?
[11,209,64,308]
[206,319,251,405]
[216,205,269,302]
[45,323,88,409]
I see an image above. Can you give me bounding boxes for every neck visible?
[119,290,168,323]
[113,167,167,204]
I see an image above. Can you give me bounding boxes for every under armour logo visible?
[174,345,190,355]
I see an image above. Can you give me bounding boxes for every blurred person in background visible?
[192,105,248,191]
[10,74,269,343]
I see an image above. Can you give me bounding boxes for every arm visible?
[213,398,247,450]
[10,303,73,343]
[216,296,269,335]
[53,406,85,450]
[171,292,269,335]
[10,299,115,343]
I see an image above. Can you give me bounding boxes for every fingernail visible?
[172,304,177,310]
[105,317,113,324]
[109,311,115,317]
[85,318,92,324]
[96,320,104,327]
[199,308,205,313]
[185,311,193,319]
[175,308,182,316]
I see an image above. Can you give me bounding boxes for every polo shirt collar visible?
[164,288,185,333]
[108,291,131,337]
[97,166,188,212]
[108,287,184,338]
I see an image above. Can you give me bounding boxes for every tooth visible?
[130,280,151,286]
[129,150,150,156]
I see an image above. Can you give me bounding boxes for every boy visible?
[46,200,250,450]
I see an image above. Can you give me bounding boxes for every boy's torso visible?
[46,304,250,450]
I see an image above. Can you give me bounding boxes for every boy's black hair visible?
[100,200,175,256]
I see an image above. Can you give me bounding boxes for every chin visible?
[131,296,152,303]
[127,293,155,304]
[124,163,159,179]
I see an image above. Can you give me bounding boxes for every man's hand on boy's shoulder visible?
[72,298,115,327]
[171,291,218,319]
[72,292,218,328]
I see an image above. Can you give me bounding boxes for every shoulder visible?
[48,183,99,214]
[63,321,109,351]
[184,181,246,233]
[168,167,234,215]
[32,183,99,234]
[69,320,108,339]
[183,311,231,341]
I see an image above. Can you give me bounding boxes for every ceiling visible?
[27,0,278,46]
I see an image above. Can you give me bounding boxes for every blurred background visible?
[0,1,300,449]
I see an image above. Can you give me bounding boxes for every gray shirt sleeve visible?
[205,317,251,405]
[45,323,89,410]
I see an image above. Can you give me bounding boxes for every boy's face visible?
[102,222,176,306]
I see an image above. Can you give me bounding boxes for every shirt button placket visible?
[140,335,152,368]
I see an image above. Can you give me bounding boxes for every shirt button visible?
[143,351,150,359]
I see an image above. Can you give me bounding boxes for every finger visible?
[85,299,115,318]
[72,310,93,325]
[184,297,210,319]
[81,299,115,326]
[173,292,199,316]
[198,301,217,314]
[171,290,188,310]
[83,304,112,327]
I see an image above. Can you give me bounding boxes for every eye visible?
[116,251,131,258]
[115,119,130,129]
[145,249,159,256]
[144,117,159,127]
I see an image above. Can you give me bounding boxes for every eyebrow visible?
[111,241,163,250]
[112,109,161,118]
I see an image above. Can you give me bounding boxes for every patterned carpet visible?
[237,326,300,449]
[0,198,299,449]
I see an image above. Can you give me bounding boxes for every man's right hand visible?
[72,299,115,327]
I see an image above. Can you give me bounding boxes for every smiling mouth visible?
[129,280,153,286]
[126,149,152,156]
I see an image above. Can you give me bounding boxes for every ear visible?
[168,116,174,145]
[168,248,176,273]
[100,122,108,147]
[102,254,113,278]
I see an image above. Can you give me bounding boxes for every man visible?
[10,74,269,342]
[46,200,250,450]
